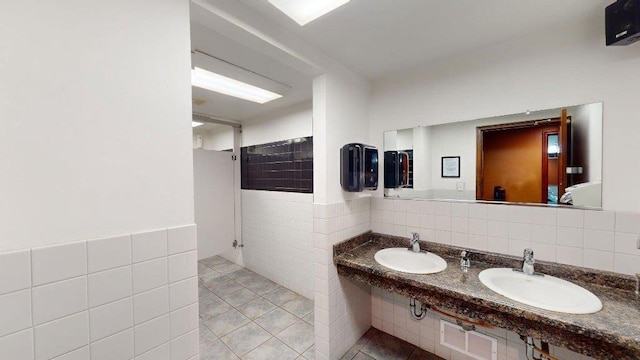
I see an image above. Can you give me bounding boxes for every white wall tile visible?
[0,290,32,337]
[584,210,615,231]
[87,235,131,274]
[614,232,640,256]
[406,200,421,214]
[508,240,531,257]
[615,212,640,233]
[508,206,531,224]
[134,314,170,356]
[88,266,132,308]
[468,204,487,220]
[583,230,615,252]
[167,224,197,255]
[614,253,640,275]
[556,227,584,248]
[32,276,87,325]
[168,251,197,283]
[451,203,468,218]
[169,277,198,311]
[52,346,89,360]
[89,297,133,341]
[487,205,509,221]
[451,217,468,233]
[530,207,556,226]
[556,209,584,228]
[132,229,167,263]
[556,246,583,267]
[32,241,87,286]
[134,286,169,325]
[169,303,198,338]
[434,202,451,216]
[487,221,508,238]
[468,219,487,236]
[169,329,198,360]
[91,328,134,360]
[583,249,614,272]
[508,223,530,241]
[34,311,89,360]
[530,224,556,245]
[532,243,556,262]
[0,328,33,360]
[135,343,170,360]
[0,249,30,295]
[393,199,407,213]
[133,258,168,294]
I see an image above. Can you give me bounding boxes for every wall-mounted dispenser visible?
[340,143,378,192]
[384,151,410,188]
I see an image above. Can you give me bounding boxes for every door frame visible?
[476,118,561,200]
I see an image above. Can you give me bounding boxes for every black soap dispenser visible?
[340,143,378,192]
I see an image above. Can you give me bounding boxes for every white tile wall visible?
[241,190,315,299]
[314,197,372,360]
[0,224,199,360]
[371,288,596,360]
[372,198,640,275]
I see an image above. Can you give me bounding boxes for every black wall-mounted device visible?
[340,143,378,192]
[384,151,410,189]
[606,0,640,46]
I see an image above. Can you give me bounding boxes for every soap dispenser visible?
[340,143,378,192]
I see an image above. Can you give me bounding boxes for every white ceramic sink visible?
[478,268,603,314]
[374,248,447,274]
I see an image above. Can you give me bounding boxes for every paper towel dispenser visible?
[340,143,378,192]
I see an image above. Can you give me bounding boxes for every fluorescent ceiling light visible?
[268,0,350,26]
[192,121,203,128]
[191,67,282,104]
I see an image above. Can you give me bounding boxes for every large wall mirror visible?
[383,102,603,209]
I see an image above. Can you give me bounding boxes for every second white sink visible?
[478,268,603,314]
[374,248,447,274]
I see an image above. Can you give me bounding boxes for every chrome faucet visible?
[409,232,421,253]
[522,248,535,275]
[460,250,471,272]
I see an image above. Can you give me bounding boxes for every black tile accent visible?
[241,137,313,193]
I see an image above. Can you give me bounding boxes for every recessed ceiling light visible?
[268,0,350,26]
[192,121,204,128]
[191,67,283,104]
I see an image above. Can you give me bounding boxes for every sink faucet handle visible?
[411,232,419,242]
[460,250,471,272]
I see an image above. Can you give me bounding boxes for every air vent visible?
[440,320,497,360]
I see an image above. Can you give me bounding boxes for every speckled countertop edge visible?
[334,231,640,360]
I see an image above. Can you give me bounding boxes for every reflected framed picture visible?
[441,156,460,178]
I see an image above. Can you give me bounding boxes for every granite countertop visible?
[333,232,640,360]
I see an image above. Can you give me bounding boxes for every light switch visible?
[456,182,465,191]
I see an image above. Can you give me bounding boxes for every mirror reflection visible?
[383,102,603,208]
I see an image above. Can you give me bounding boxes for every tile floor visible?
[198,256,315,360]
[340,328,445,360]
[198,256,444,360]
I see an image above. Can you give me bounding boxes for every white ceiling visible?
[236,0,608,79]
[190,0,608,122]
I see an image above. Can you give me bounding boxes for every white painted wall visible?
[193,125,235,151]
[313,72,373,360]
[369,16,640,212]
[241,101,312,147]
[0,1,196,359]
[0,0,194,252]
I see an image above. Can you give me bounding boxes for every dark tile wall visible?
[241,137,313,193]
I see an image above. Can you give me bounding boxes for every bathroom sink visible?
[374,248,447,274]
[478,268,602,314]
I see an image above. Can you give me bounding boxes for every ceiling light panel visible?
[191,67,282,104]
[191,51,289,104]
[192,121,204,127]
[268,0,350,26]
